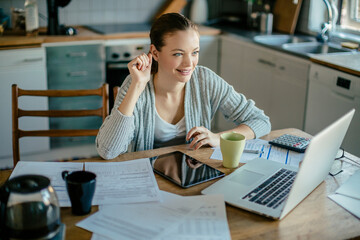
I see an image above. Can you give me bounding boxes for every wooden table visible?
[1,129,359,239]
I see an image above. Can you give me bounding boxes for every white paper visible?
[328,170,360,219]
[328,193,360,219]
[211,139,304,167]
[335,170,360,200]
[77,195,203,240]
[90,193,231,240]
[160,194,231,240]
[84,159,161,205]
[10,161,84,207]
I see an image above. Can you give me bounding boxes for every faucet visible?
[318,0,338,43]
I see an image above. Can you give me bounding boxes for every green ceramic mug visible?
[220,132,246,168]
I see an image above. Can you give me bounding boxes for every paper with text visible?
[211,139,304,167]
[77,193,203,240]
[10,161,84,207]
[84,159,161,205]
[88,193,231,240]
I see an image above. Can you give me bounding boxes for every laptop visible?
[202,109,355,220]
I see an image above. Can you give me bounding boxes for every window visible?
[338,0,360,33]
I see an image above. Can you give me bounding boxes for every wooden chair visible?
[12,83,109,166]
[113,86,120,102]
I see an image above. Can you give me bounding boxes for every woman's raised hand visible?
[186,126,221,150]
[127,52,152,86]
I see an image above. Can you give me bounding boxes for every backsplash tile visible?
[0,0,165,27]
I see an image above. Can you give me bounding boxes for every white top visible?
[153,108,186,148]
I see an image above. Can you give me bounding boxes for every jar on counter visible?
[24,0,39,36]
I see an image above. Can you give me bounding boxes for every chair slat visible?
[18,88,103,97]
[19,129,99,138]
[18,109,104,117]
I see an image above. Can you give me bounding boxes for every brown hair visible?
[150,13,199,74]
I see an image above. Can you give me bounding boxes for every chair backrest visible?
[12,83,109,166]
[113,86,120,103]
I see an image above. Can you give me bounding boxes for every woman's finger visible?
[189,133,207,149]
[186,126,203,141]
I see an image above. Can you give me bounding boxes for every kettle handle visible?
[0,183,10,238]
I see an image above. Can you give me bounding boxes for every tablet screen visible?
[150,151,225,188]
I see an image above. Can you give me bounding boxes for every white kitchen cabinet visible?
[217,35,309,132]
[0,48,49,161]
[199,35,219,73]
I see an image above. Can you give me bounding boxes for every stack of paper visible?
[328,170,360,219]
[10,159,162,207]
[77,192,231,240]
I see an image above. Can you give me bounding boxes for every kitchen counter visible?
[207,22,360,77]
[0,25,221,49]
[310,53,360,76]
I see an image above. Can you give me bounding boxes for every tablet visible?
[150,151,225,188]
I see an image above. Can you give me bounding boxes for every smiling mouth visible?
[177,69,192,75]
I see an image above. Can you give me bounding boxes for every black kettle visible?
[0,175,61,240]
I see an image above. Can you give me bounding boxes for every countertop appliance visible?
[0,175,62,239]
[47,0,74,35]
[105,39,150,109]
[85,23,151,35]
[305,63,360,157]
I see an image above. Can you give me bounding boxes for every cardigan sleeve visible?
[202,66,271,138]
[95,76,136,159]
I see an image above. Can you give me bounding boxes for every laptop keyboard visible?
[242,168,296,209]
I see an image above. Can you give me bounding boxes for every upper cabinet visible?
[218,35,310,132]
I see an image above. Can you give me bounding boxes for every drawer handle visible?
[66,52,87,58]
[108,63,128,69]
[67,71,88,77]
[257,58,276,67]
[23,57,43,62]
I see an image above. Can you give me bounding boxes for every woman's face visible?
[153,29,200,83]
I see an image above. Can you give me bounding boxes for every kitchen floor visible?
[0,144,99,170]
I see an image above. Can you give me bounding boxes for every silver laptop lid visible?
[280,109,355,219]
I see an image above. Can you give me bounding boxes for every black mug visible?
[62,171,96,216]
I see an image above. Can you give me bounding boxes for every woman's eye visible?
[173,53,182,56]
[192,51,199,55]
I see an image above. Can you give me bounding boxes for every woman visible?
[96,13,271,160]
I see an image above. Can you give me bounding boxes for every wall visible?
[0,0,165,27]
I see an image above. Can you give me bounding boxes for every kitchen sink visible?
[253,34,353,57]
[253,34,317,46]
[282,42,352,55]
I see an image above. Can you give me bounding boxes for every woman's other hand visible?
[128,53,152,86]
[186,126,220,150]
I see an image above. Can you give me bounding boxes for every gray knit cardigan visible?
[96,66,271,159]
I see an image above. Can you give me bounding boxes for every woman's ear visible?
[150,44,159,61]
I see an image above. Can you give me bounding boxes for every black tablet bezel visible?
[150,151,225,188]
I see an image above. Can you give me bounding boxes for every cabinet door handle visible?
[67,71,88,77]
[66,52,87,58]
[257,58,276,67]
[108,63,128,69]
[23,57,43,62]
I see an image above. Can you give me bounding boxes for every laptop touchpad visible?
[229,170,264,186]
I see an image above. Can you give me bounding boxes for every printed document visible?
[84,159,161,205]
[79,192,231,240]
[10,159,161,206]
[10,161,83,207]
[77,192,203,240]
[211,139,304,167]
